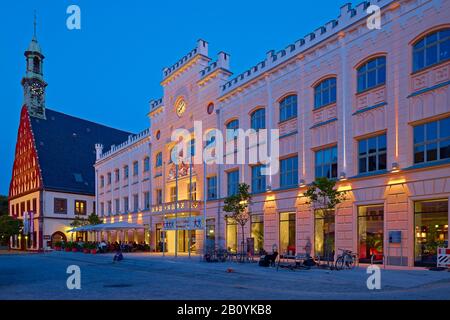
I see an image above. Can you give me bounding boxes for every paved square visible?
[0,251,449,300]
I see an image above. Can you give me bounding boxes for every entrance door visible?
[177,230,196,253]
[156,224,167,252]
[279,212,295,255]
[205,219,215,253]
[414,199,448,266]
[51,232,67,248]
[358,205,384,263]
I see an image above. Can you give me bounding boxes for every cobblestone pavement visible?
[0,251,449,300]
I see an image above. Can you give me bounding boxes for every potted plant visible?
[90,243,97,254]
[83,242,90,254]
[72,242,79,252]
[65,241,72,252]
[54,241,62,251]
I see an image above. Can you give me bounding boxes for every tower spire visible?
[33,10,37,38]
[22,10,47,119]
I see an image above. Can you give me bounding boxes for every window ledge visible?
[356,83,386,96]
[278,116,298,125]
[313,102,337,112]
[410,58,450,76]
[404,158,450,171]
[349,170,388,179]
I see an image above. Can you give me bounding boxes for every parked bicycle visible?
[335,248,357,270]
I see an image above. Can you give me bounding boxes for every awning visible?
[68,222,146,232]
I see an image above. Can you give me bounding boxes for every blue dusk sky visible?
[0,0,357,195]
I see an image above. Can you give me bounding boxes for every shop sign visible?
[163,217,204,230]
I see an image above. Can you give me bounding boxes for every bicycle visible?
[334,248,357,270]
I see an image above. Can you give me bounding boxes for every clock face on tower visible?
[175,98,186,117]
[30,81,44,97]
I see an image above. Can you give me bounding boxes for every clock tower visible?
[22,17,47,119]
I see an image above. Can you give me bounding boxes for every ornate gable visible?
[8,106,42,199]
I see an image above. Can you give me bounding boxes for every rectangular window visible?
[74,200,87,215]
[226,217,238,253]
[32,198,37,213]
[187,182,197,201]
[123,197,129,213]
[133,194,139,212]
[358,134,387,174]
[314,209,335,260]
[251,164,266,193]
[279,212,296,255]
[251,214,264,254]
[107,201,112,215]
[100,176,105,188]
[115,169,120,182]
[133,161,139,176]
[358,205,384,263]
[170,187,177,202]
[124,165,129,179]
[100,202,104,216]
[54,198,67,214]
[280,156,298,188]
[414,117,450,164]
[11,204,15,216]
[156,189,162,205]
[227,170,239,196]
[414,199,448,266]
[315,146,338,179]
[107,172,112,185]
[207,176,217,200]
[144,157,150,172]
[144,192,150,209]
[115,198,120,214]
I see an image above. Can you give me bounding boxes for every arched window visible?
[155,152,162,167]
[226,119,239,141]
[250,108,266,131]
[314,78,336,109]
[279,95,297,122]
[413,29,450,72]
[33,56,40,74]
[357,56,386,93]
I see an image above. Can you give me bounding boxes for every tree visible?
[87,212,102,225]
[0,195,8,216]
[0,215,23,246]
[70,216,87,228]
[223,183,252,262]
[303,177,347,267]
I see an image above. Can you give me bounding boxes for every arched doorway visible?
[51,231,67,248]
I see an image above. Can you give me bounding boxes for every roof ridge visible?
[45,107,135,135]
